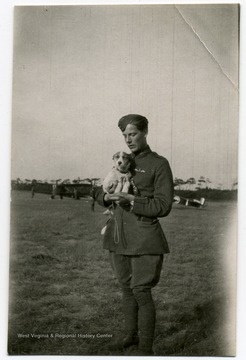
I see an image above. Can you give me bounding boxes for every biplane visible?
[41,181,92,199]
[11,179,93,200]
[173,195,206,208]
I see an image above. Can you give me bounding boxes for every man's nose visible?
[125,136,131,143]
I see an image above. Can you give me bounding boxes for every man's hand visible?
[104,192,134,206]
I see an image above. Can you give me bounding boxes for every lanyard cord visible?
[112,203,127,249]
[112,203,120,244]
[113,215,120,244]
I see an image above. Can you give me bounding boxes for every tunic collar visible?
[131,145,152,159]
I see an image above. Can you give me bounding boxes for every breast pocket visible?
[133,169,155,193]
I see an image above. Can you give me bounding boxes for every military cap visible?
[118,114,148,132]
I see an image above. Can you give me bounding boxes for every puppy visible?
[103,151,132,194]
[101,151,132,236]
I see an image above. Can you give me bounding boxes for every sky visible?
[10,4,239,189]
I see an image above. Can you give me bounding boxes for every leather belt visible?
[137,216,158,223]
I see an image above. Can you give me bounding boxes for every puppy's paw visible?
[107,181,118,194]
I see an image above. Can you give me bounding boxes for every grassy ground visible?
[8,190,237,356]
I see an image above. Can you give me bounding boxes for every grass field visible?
[8,190,237,356]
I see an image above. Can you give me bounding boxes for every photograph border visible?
[1,1,245,360]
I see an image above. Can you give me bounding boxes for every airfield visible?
[8,190,237,356]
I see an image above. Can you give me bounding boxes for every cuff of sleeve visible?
[97,191,111,207]
[133,196,149,204]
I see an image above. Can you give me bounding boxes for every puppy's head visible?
[113,151,132,173]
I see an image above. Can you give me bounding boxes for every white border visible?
[1,2,245,360]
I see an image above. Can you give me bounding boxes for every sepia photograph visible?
[6,2,240,357]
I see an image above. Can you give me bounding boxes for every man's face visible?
[122,124,147,154]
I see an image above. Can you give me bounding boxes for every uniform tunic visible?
[96,146,174,255]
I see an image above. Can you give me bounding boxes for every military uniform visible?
[97,145,173,254]
[96,145,173,355]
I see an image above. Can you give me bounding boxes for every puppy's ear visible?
[122,152,130,158]
[112,152,119,160]
[124,153,132,163]
[123,154,133,171]
[128,156,135,172]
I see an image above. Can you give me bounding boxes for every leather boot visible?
[138,301,156,354]
[108,334,139,351]
[108,287,139,351]
[133,289,156,355]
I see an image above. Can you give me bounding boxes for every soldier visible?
[90,186,96,211]
[95,114,174,355]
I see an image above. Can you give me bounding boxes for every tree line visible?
[12,175,238,191]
